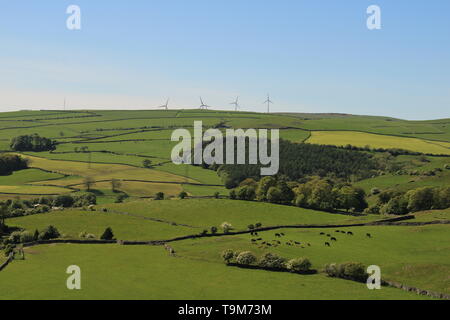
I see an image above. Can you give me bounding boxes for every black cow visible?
[325,242,331,247]
[331,237,337,241]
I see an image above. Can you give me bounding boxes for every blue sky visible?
[0,0,449,119]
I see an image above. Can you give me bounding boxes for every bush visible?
[286,258,312,273]
[155,192,165,200]
[221,222,233,234]
[229,190,237,200]
[10,134,56,152]
[236,251,257,265]
[9,232,22,244]
[214,192,220,199]
[222,249,235,264]
[100,227,115,240]
[210,226,218,234]
[178,191,188,199]
[53,195,74,208]
[19,231,34,243]
[258,253,286,269]
[38,225,60,240]
[325,262,367,282]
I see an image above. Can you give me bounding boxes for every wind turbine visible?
[158,98,170,110]
[199,97,212,110]
[264,94,273,113]
[230,96,240,111]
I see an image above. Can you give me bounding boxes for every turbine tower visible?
[264,94,273,113]
[158,98,170,110]
[199,97,211,110]
[230,96,240,111]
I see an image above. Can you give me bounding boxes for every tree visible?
[256,176,277,201]
[266,187,283,204]
[338,186,367,212]
[38,225,60,240]
[258,253,287,269]
[100,227,115,240]
[406,187,434,212]
[111,179,121,193]
[155,192,165,200]
[380,196,409,215]
[308,180,337,211]
[53,195,74,208]
[0,203,10,228]
[142,159,153,168]
[84,177,95,192]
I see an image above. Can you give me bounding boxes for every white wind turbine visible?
[199,97,212,110]
[157,98,170,110]
[230,96,240,111]
[264,94,273,113]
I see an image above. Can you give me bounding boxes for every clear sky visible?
[0,0,449,119]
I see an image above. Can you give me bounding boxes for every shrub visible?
[222,249,235,264]
[258,253,286,269]
[229,190,237,200]
[236,251,257,266]
[342,262,367,282]
[53,195,74,208]
[100,227,115,240]
[221,222,233,234]
[370,188,381,195]
[38,225,60,240]
[155,192,165,200]
[9,232,22,244]
[178,191,188,199]
[286,258,312,273]
[79,231,87,239]
[325,262,367,282]
[19,231,34,243]
[214,192,220,199]
[210,226,218,234]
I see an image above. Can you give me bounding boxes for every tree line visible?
[10,134,56,152]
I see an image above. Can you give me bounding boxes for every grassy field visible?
[0,244,431,300]
[101,199,381,231]
[307,131,450,155]
[1,110,450,300]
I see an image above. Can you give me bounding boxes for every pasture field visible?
[307,131,450,155]
[7,209,194,240]
[0,244,430,300]
[101,199,381,231]
[1,110,450,300]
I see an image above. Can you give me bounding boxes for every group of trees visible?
[10,134,56,152]
[0,193,97,219]
[324,262,368,282]
[0,154,28,175]
[210,139,379,189]
[368,186,450,215]
[222,249,312,273]
[230,176,368,213]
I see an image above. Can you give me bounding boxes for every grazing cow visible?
[257,238,262,241]
[280,233,285,236]
[341,231,346,234]
[326,234,331,237]
[347,232,353,236]
[254,232,259,236]
[335,230,340,233]
[307,243,311,247]
[367,233,372,238]
[262,241,267,245]
[251,239,257,242]
[275,233,281,238]
[277,241,281,245]
[267,243,272,247]
[320,232,325,235]
[294,241,301,245]
[325,242,331,247]
[331,237,337,241]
